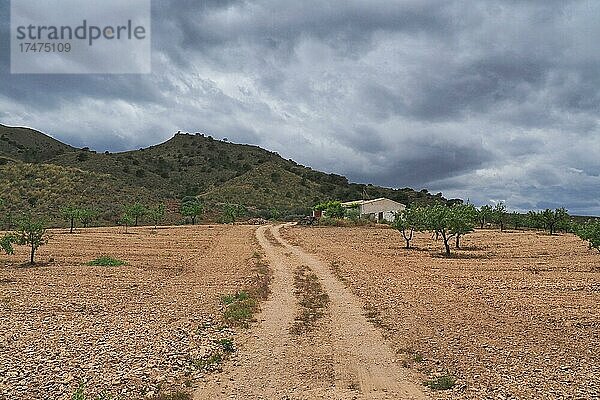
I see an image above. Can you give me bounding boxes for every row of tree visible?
[59,198,205,234]
[393,204,478,255]
[476,204,571,234]
[394,203,599,256]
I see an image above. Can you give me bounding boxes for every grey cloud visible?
[1,0,600,214]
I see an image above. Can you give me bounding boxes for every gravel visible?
[0,225,258,400]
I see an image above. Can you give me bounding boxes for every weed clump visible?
[423,374,456,390]
[221,291,257,328]
[290,265,330,335]
[86,256,126,267]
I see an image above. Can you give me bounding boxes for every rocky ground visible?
[0,225,259,400]
[282,226,600,400]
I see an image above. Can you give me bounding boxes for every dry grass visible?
[290,265,330,335]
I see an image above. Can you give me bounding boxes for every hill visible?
[0,124,75,163]
[0,160,162,226]
[0,124,448,226]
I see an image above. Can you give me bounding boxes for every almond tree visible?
[13,214,49,265]
[477,205,493,229]
[119,213,134,234]
[492,202,507,231]
[0,234,14,255]
[78,208,99,228]
[539,208,569,235]
[0,199,15,255]
[149,204,166,229]
[423,204,477,256]
[125,203,148,226]
[181,199,203,225]
[452,204,478,249]
[393,206,425,249]
[62,206,81,233]
[576,220,600,252]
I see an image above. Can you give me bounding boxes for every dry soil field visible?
[281,226,600,400]
[2,224,599,400]
[0,225,261,399]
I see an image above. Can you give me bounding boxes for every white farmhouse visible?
[341,198,406,222]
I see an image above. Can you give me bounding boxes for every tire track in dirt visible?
[194,225,332,399]
[271,224,427,400]
[194,224,427,399]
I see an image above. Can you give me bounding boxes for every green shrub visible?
[221,291,257,327]
[423,374,456,390]
[86,256,126,267]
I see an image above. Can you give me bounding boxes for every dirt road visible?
[194,224,426,399]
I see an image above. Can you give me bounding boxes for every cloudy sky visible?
[1,1,600,215]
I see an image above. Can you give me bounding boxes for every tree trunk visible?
[500,221,504,231]
[402,229,413,249]
[70,218,74,234]
[191,216,196,225]
[455,234,461,249]
[30,244,35,265]
[440,231,451,256]
[134,216,138,226]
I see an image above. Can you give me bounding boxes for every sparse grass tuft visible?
[290,265,330,335]
[221,291,257,328]
[194,352,223,371]
[329,260,347,284]
[151,391,192,400]
[71,383,115,400]
[85,256,126,267]
[423,374,456,390]
[218,338,235,353]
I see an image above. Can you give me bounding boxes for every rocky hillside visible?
[0,124,448,225]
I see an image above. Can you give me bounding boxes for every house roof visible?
[341,197,405,207]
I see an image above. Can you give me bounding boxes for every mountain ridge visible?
[0,123,449,225]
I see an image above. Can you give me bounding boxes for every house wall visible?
[360,199,405,222]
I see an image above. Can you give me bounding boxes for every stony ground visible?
[281,226,600,400]
[195,224,426,400]
[0,225,259,400]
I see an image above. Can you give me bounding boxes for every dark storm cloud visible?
[1,0,600,214]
